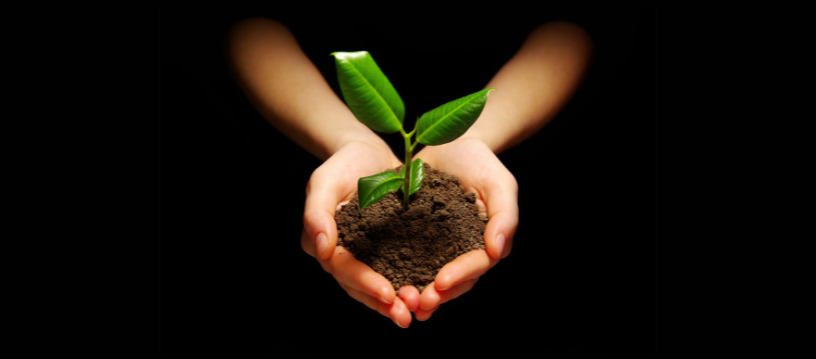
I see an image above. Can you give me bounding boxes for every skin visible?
[227,18,593,327]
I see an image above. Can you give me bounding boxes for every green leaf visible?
[399,158,425,196]
[331,51,405,133]
[358,170,404,211]
[416,88,495,146]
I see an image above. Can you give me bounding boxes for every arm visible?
[226,18,390,161]
[460,21,594,154]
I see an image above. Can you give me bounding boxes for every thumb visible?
[482,174,519,260]
[303,170,344,261]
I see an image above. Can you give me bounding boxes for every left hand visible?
[408,137,519,320]
[301,140,414,328]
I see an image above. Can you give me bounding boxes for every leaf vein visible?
[417,92,482,143]
[363,176,402,202]
[345,58,401,129]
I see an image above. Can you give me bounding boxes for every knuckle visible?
[303,211,327,232]
[487,173,518,194]
[302,211,315,227]
[505,173,519,191]
[312,164,328,178]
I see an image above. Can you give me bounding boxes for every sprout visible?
[331,51,494,213]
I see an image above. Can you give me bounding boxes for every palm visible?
[317,141,402,208]
[418,139,496,211]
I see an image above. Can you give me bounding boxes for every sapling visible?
[331,51,494,214]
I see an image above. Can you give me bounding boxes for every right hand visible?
[301,140,417,328]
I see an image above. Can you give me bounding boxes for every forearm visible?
[460,21,594,154]
[227,18,388,161]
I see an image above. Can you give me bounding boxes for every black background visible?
[159,4,657,356]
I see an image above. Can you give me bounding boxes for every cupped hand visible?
[411,137,519,320]
[301,140,417,327]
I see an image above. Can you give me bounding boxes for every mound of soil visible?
[335,163,487,293]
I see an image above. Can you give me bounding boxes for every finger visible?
[482,173,519,260]
[341,283,412,328]
[418,279,479,311]
[397,285,420,312]
[433,249,497,291]
[303,168,349,261]
[302,227,396,304]
[326,245,397,305]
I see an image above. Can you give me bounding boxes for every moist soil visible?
[335,163,487,293]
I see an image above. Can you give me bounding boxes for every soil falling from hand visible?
[335,163,487,293]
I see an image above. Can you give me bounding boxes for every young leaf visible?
[331,51,405,133]
[399,158,425,196]
[415,88,495,146]
[358,170,404,211]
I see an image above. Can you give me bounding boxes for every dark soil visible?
[335,163,487,293]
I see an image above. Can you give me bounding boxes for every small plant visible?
[331,51,494,214]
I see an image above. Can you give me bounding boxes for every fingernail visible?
[394,319,407,328]
[379,295,391,304]
[315,232,328,257]
[495,233,505,258]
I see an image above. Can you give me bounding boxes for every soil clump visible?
[335,163,487,293]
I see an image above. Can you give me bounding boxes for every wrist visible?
[452,128,496,152]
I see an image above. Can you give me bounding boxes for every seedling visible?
[331,51,494,213]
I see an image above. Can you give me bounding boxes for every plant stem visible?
[402,131,413,211]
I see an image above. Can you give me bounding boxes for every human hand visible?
[410,137,519,320]
[301,140,416,327]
